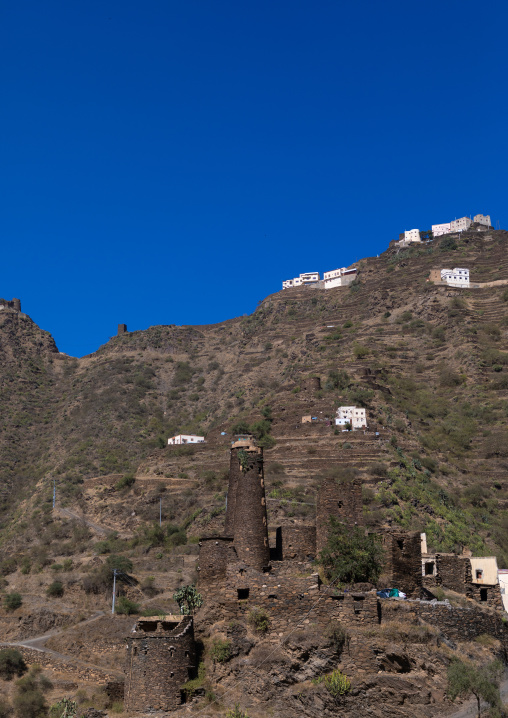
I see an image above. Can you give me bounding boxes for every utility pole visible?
[112,569,118,614]
[53,480,56,509]
[159,498,162,527]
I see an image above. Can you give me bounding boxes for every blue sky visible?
[1,0,506,356]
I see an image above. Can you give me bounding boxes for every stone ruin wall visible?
[230,447,270,570]
[124,617,196,713]
[275,525,316,561]
[0,298,21,312]
[316,478,363,554]
[224,448,241,536]
[198,536,235,585]
[380,530,422,597]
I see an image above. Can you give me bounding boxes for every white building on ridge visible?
[450,217,472,233]
[403,229,421,243]
[335,406,367,430]
[441,268,470,287]
[168,434,205,445]
[323,267,358,289]
[474,214,491,227]
[282,272,320,289]
[432,222,451,237]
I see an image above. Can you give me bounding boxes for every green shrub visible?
[343,320,353,328]
[231,420,250,435]
[226,705,249,718]
[0,649,27,680]
[325,370,350,391]
[46,581,64,598]
[353,343,370,359]
[314,669,351,698]
[14,666,52,718]
[209,638,232,663]
[319,519,384,585]
[114,597,139,615]
[440,237,457,252]
[115,474,135,490]
[248,607,270,633]
[4,592,22,611]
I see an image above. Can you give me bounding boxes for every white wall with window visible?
[441,268,470,287]
[168,434,205,445]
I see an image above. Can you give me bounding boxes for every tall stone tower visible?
[124,615,196,713]
[316,477,363,554]
[226,439,270,571]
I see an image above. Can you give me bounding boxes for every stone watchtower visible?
[316,477,363,554]
[225,436,270,571]
[124,615,196,713]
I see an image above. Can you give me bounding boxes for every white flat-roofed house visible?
[450,216,472,233]
[323,267,357,289]
[432,222,451,237]
[168,434,205,445]
[335,405,367,430]
[441,268,470,287]
[404,229,421,243]
[299,272,320,284]
[282,272,320,290]
[470,557,498,585]
[474,214,491,227]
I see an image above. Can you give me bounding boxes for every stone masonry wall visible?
[232,448,270,570]
[467,582,504,611]
[316,478,363,554]
[221,562,379,634]
[381,600,508,653]
[436,554,470,593]
[197,536,235,586]
[124,617,196,713]
[381,530,422,596]
[224,448,241,535]
[275,525,316,561]
[0,298,21,312]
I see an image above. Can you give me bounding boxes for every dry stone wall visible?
[124,617,196,713]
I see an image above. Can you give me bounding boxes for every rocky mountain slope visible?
[0,228,507,716]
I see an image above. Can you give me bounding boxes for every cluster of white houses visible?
[282,266,357,290]
[399,213,491,245]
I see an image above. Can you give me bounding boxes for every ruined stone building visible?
[124,615,196,713]
[0,298,21,312]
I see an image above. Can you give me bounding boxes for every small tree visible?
[447,659,502,718]
[0,649,27,680]
[318,518,384,585]
[4,593,22,612]
[14,665,52,718]
[47,581,64,598]
[173,585,203,615]
[114,596,139,615]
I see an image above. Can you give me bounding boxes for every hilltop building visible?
[323,267,358,289]
[399,229,421,244]
[0,298,21,312]
[282,272,320,289]
[167,434,205,445]
[432,222,451,238]
[474,213,491,227]
[451,217,472,232]
[335,406,367,429]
